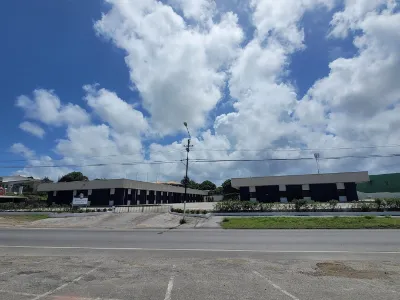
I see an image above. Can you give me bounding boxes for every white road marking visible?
[164,276,175,300]
[253,271,300,300]
[0,245,399,254]
[0,289,39,297]
[30,267,98,300]
[163,264,176,300]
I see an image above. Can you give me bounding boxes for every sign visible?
[72,193,88,206]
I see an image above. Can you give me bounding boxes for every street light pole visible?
[314,153,320,174]
[183,122,191,205]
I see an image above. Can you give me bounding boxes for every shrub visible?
[259,203,274,212]
[108,208,112,211]
[179,218,187,225]
[364,215,375,219]
[201,210,208,214]
[291,199,308,212]
[96,208,101,212]
[328,200,339,211]
[214,201,245,212]
[103,208,107,212]
[361,203,372,212]
[374,198,386,211]
[385,198,400,211]
[385,215,392,218]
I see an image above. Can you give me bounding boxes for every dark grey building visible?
[37,179,208,206]
[231,171,369,203]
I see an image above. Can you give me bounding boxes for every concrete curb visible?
[169,211,212,219]
[212,211,400,217]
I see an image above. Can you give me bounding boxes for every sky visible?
[1,0,400,185]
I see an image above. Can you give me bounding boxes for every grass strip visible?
[0,215,49,222]
[221,216,400,229]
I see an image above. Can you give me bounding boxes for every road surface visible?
[0,229,399,300]
[0,228,399,253]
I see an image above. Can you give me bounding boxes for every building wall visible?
[47,188,199,206]
[232,172,369,188]
[357,173,400,193]
[239,182,359,202]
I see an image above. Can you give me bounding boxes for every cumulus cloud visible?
[10,0,400,183]
[83,84,148,136]
[19,121,45,138]
[10,143,35,159]
[94,0,243,135]
[329,0,392,38]
[16,89,90,127]
[168,0,216,21]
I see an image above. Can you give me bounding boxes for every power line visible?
[189,154,400,163]
[0,160,182,169]
[190,144,400,153]
[0,148,186,164]
[1,153,399,169]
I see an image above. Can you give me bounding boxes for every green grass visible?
[1,215,49,222]
[221,216,400,229]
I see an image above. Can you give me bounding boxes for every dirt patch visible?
[307,261,391,279]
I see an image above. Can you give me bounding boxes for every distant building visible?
[231,171,369,203]
[155,181,184,187]
[0,175,41,194]
[357,173,400,193]
[37,179,208,206]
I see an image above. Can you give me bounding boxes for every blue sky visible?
[1,0,399,182]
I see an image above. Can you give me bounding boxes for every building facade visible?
[0,175,41,194]
[37,179,208,206]
[231,172,369,203]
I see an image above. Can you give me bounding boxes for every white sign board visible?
[72,193,88,206]
[72,198,88,205]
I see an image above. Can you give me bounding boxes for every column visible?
[250,186,256,202]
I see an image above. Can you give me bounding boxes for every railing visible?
[114,205,170,213]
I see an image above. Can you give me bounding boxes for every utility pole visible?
[314,153,320,174]
[183,122,192,204]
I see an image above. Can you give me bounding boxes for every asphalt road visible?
[1,229,400,300]
[0,228,399,253]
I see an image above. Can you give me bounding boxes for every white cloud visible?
[329,0,393,38]
[19,121,45,138]
[10,143,35,159]
[94,0,243,135]
[10,1,400,183]
[83,84,148,136]
[251,0,334,48]
[168,0,216,21]
[16,89,90,127]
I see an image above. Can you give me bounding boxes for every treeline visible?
[181,177,238,199]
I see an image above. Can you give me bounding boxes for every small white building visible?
[0,175,41,194]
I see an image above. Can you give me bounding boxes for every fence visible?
[114,205,170,213]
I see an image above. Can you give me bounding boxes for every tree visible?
[199,180,216,191]
[214,186,223,195]
[41,177,53,183]
[58,172,89,183]
[222,179,239,200]
[181,176,199,189]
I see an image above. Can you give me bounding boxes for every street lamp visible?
[183,122,191,206]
